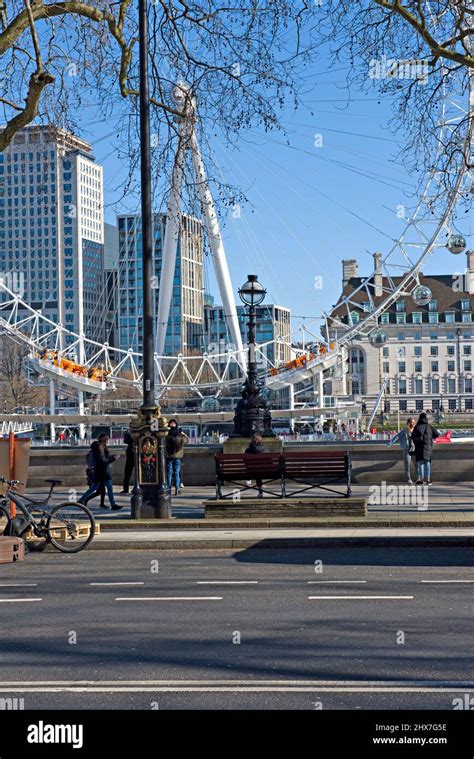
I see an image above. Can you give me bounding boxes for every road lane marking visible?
[115,596,223,602]
[0,598,42,603]
[0,583,38,587]
[89,582,145,586]
[308,595,414,600]
[0,679,471,694]
[307,581,368,584]
[196,581,258,585]
[420,580,474,584]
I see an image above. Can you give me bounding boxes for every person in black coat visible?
[245,434,268,498]
[79,434,121,509]
[121,430,135,494]
[411,412,440,486]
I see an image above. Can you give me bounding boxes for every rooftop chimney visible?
[373,251,383,297]
[342,259,358,288]
[467,250,474,294]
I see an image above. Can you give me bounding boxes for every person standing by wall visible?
[387,418,416,484]
[245,433,268,498]
[120,430,135,494]
[79,433,121,510]
[165,420,189,496]
[411,412,440,486]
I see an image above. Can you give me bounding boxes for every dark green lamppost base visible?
[130,405,171,519]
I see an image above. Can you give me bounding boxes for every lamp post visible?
[231,275,275,438]
[129,0,171,519]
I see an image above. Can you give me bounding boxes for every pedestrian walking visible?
[245,433,268,498]
[79,433,122,509]
[120,430,135,494]
[84,444,106,508]
[165,420,189,495]
[411,412,440,486]
[388,418,416,484]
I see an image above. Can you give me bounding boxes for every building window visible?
[431,378,439,393]
[383,362,389,374]
[414,378,423,394]
[380,313,390,325]
[362,301,372,313]
[464,378,472,393]
[396,301,405,312]
[398,362,406,373]
[416,399,424,411]
[431,361,439,372]
[432,399,440,410]
[396,313,406,324]
[430,346,438,356]
[445,311,456,323]
[398,332,405,341]
[428,312,439,324]
[447,378,456,393]
[461,299,470,311]
[399,400,407,411]
[414,332,422,341]
[447,361,455,372]
[428,300,438,312]
[350,311,360,325]
[448,398,457,410]
[382,347,389,358]
[464,360,471,372]
[414,346,422,357]
[462,313,472,323]
[463,345,471,355]
[466,398,473,410]
[399,378,407,394]
[414,361,422,373]
[447,345,455,356]
[412,312,423,324]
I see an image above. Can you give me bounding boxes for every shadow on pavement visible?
[233,545,474,567]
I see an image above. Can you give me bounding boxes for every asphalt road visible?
[0,546,473,710]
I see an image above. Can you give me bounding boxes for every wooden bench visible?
[214,450,352,499]
[282,450,351,498]
[215,453,283,499]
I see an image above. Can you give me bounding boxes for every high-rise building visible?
[204,297,292,365]
[0,125,105,346]
[117,212,204,358]
[104,222,119,348]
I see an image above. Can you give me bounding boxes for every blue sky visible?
[74,52,472,338]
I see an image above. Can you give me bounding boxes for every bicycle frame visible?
[3,487,54,532]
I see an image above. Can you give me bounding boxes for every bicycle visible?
[0,477,95,553]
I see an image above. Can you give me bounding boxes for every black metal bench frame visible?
[214,451,352,499]
[215,453,283,499]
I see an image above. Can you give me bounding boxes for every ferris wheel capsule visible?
[412,284,432,306]
[447,234,467,254]
[201,397,220,412]
[368,328,388,347]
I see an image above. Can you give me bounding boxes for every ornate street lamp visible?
[231,275,275,438]
[129,0,171,519]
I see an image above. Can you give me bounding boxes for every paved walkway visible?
[88,483,474,521]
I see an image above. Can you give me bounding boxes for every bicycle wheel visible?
[45,501,95,553]
[0,503,9,535]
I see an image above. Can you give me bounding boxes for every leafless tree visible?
[0,336,48,408]
[0,1,319,207]
[316,1,473,200]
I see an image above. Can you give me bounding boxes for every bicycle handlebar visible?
[0,476,23,487]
